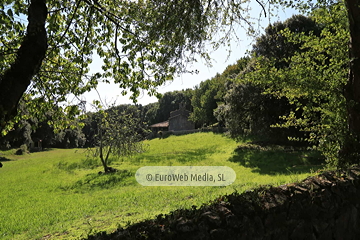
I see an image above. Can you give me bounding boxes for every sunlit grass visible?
[0,132,324,239]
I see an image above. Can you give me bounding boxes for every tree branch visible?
[0,0,48,129]
[255,0,267,18]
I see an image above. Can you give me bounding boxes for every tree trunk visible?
[0,0,48,130]
[340,0,360,166]
[100,154,109,173]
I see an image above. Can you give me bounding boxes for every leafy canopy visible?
[0,0,260,133]
[87,104,146,173]
[241,2,349,165]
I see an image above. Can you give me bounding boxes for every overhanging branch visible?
[0,0,48,129]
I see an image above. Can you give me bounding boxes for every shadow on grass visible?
[40,148,54,152]
[228,144,325,175]
[132,146,219,164]
[0,156,12,162]
[54,157,118,171]
[58,170,134,192]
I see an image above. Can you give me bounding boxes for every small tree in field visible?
[92,106,145,173]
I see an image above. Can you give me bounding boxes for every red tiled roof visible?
[150,120,169,128]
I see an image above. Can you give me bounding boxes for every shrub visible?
[15,144,29,155]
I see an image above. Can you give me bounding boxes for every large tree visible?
[190,57,250,127]
[272,0,360,165]
[239,2,350,165]
[341,0,360,164]
[0,0,252,132]
[215,15,320,144]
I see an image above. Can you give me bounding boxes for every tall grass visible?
[0,132,323,239]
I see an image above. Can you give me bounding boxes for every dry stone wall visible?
[87,166,360,240]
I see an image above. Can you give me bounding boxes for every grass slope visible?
[0,132,323,239]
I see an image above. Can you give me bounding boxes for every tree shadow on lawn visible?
[0,156,11,168]
[58,170,134,192]
[228,144,325,175]
[132,146,219,164]
[0,156,12,162]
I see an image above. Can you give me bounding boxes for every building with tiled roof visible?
[150,102,195,132]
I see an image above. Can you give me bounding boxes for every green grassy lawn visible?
[0,132,324,239]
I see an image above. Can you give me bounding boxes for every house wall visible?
[169,115,195,131]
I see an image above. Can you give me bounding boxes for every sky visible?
[81,2,299,109]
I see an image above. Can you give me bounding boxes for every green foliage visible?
[191,57,250,127]
[216,82,302,144]
[154,89,193,123]
[191,79,220,127]
[89,104,147,172]
[15,144,28,155]
[242,3,349,165]
[142,102,160,125]
[1,0,259,133]
[252,14,321,63]
[194,14,322,143]
[82,103,149,149]
[0,98,86,149]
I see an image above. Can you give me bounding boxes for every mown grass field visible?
[0,132,324,239]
